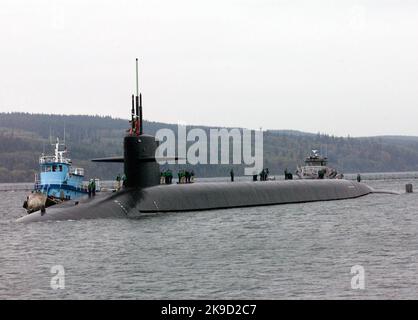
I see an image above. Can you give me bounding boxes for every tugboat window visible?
[59,165,63,172]
[52,165,57,172]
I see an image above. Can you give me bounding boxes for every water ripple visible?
[1,179,418,299]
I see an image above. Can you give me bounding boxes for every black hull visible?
[16,180,373,223]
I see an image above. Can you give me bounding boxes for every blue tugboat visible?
[23,138,89,213]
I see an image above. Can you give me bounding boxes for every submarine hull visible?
[16,179,372,223]
[137,179,372,212]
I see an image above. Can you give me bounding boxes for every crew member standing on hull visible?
[285,168,293,180]
[91,179,96,196]
[168,170,173,184]
[185,170,191,183]
[260,169,269,181]
[88,181,92,197]
[116,174,121,190]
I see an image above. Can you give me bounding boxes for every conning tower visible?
[124,59,160,188]
[124,135,160,188]
[93,58,161,188]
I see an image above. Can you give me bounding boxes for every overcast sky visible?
[0,0,417,136]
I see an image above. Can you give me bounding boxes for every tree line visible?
[1,112,418,182]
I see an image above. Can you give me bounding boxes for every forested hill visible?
[1,112,418,182]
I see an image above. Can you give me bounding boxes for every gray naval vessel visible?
[16,62,381,223]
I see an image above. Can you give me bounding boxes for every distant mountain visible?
[1,112,418,182]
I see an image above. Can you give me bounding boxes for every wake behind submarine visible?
[17,62,380,223]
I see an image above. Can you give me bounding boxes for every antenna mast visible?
[134,58,143,135]
[139,92,143,135]
[136,58,139,98]
[129,58,143,136]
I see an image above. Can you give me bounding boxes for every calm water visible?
[1,178,418,299]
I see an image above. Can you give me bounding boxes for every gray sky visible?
[1,0,417,136]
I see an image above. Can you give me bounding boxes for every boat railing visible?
[36,179,65,187]
[34,181,88,191]
[70,167,84,176]
[305,159,328,166]
[36,177,84,185]
[39,155,71,165]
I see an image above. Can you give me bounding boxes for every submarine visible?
[16,61,380,223]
